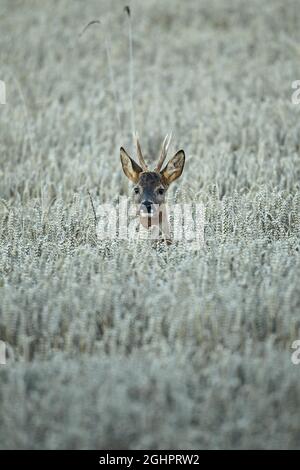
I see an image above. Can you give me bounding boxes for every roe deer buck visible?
[120,134,185,243]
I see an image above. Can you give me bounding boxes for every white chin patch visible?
[140,211,155,218]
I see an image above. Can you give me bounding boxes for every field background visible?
[1,0,300,449]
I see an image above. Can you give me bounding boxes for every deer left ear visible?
[161,150,185,185]
[120,147,143,183]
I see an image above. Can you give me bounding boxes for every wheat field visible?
[0,0,300,449]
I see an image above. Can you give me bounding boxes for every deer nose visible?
[140,200,154,215]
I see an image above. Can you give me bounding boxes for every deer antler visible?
[134,132,148,171]
[154,133,172,172]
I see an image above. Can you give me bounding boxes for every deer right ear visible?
[160,150,185,185]
[120,147,143,183]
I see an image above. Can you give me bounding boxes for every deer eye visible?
[157,187,164,195]
[133,187,140,194]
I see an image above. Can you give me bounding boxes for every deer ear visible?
[161,150,185,185]
[120,147,143,183]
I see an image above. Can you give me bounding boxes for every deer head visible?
[120,134,185,228]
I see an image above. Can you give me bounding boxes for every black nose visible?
[141,201,153,214]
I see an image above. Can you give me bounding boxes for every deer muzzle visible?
[140,201,157,218]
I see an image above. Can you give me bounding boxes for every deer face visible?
[132,171,165,216]
[120,135,185,219]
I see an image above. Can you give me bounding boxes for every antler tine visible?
[154,132,172,172]
[134,132,148,171]
[165,132,172,153]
